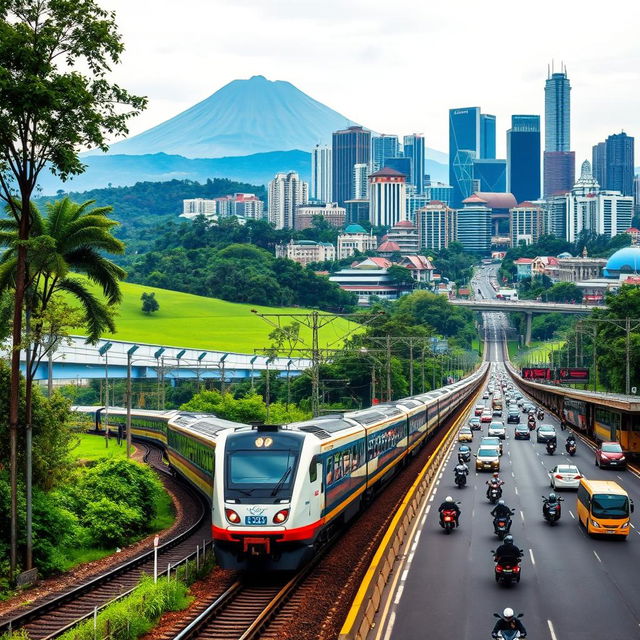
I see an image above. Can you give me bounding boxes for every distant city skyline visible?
[101,0,640,167]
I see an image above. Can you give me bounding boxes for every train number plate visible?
[245,516,267,525]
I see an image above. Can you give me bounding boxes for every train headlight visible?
[273,509,290,524]
[225,508,241,524]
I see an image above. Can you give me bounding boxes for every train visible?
[73,361,488,570]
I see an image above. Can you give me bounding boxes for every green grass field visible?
[70,433,135,461]
[85,280,358,352]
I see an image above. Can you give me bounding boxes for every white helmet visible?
[498,499,505,505]
[503,607,514,619]
[445,495,453,502]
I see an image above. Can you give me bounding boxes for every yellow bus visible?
[576,479,633,538]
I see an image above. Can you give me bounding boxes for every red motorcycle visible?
[440,509,458,534]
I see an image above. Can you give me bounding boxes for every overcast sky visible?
[103,0,639,165]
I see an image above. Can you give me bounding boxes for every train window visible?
[342,451,351,475]
[309,457,318,483]
[325,456,333,486]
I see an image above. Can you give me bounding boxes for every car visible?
[514,425,530,440]
[507,410,520,424]
[536,424,557,443]
[548,464,582,489]
[492,409,503,418]
[488,422,506,439]
[482,392,489,399]
[474,404,485,416]
[517,399,524,408]
[468,417,482,430]
[458,444,472,462]
[475,447,500,472]
[458,427,473,442]
[480,411,492,423]
[522,403,535,413]
[480,436,503,455]
[595,442,627,469]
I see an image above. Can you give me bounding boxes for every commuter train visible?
[74,361,488,570]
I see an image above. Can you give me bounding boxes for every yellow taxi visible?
[458,426,473,442]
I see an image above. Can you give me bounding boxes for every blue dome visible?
[344,224,367,234]
[604,246,640,278]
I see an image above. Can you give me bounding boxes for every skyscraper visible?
[416,202,457,251]
[311,145,332,203]
[369,168,407,227]
[635,174,640,216]
[353,163,369,200]
[507,115,541,203]
[385,156,412,182]
[268,171,308,229]
[457,194,492,253]
[472,159,507,193]
[510,202,545,246]
[332,126,371,206]
[544,65,574,197]
[449,107,496,207]
[403,134,425,194]
[592,141,606,188]
[605,132,635,196]
[372,134,399,171]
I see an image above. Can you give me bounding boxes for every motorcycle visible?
[492,612,526,639]
[487,484,502,504]
[493,513,513,539]
[455,470,467,488]
[546,440,557,455]
[542,496,564,525]
[527,417,536,431]
[440,508,458,534]
[537,409,544,420]
[565,441,577,456]
[491,551,522,586]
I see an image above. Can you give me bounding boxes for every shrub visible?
[83,498,144,547]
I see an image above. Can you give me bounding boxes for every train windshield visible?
[227,449,297,496]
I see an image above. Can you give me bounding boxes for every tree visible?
[544,282,583,304]
[141,292,159,315]
[387,265,415,288]
[0,0,145,580]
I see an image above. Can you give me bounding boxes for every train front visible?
[212,426,322,570]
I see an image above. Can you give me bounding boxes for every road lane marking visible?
[424,505,431,516]
[514,487,518,495]
[393,586,404,605]
[382,611,396,640]
[520,510,525,521]
[547,619,558,640]
[529,548,535,565]
[569,510,575,519]
[593,550,602,563]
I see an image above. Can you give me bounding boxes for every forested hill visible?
[35,178,266,254]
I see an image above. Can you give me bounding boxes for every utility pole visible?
[126,345,139,459]
[98,343,113,448]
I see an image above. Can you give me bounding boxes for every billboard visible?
[556,368,590,383]
[522,368,551,380]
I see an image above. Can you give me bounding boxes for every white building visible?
[337,224,377,259]
[369,167,407,228]
[510,202,545,246]
[294,203,346,231]
[275,240,336,266]
[416,202,457,251]
[353,163,370,200]
[215,193,264,220]
[268,171,308,229]
[311,145,332,203]
[329,257,404,306]
[182,198,217,219]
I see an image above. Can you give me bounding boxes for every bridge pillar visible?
[525,312,532,346]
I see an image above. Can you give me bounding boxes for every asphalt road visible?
[385,278,640,639]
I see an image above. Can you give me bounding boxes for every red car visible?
[595,442,627,469]
[475,404,485,416]
[480,411,492,423]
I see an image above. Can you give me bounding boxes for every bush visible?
[83,498,144,548]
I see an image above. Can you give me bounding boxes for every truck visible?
[497,288,519,301]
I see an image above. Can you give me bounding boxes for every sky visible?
[102,0,639,166]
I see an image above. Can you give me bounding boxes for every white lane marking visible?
[514,487,519,495]
[617,475,623,480]
[520,510,525,522]
[541,461,546,466]
[511,471,515,478]
[401,568,409,582]
[429,494,435,502]
[547,619,558,640]
[593,550,602,563]
[529,548,536,565]
[382,611,396,640]
[569,510,575,519]
[435,480,440,487]
[424,505,431,516]
[394,586,404,605]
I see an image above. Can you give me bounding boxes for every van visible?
[576,479,633,538]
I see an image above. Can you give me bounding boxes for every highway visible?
[374,267,640,640]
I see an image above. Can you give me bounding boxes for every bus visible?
[576,479,633,538]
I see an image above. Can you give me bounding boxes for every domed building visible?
[336,223,377,260]
[603,246,640,278]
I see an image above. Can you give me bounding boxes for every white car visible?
[488,422,506,439]
[548,464,582,490]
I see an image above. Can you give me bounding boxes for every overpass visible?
[450,298,606,345]
[15,336,311,384]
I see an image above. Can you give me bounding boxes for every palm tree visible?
[0,196,125,570]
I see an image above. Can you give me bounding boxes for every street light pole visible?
[126,345,139,459]
[98,342,113,448]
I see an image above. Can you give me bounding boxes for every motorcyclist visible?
[454,461,469,476]
[486,472,504,498]
[438,495,461,526]
[494,535,523,566]
[543,492,564,515]
[492,608,527,638]
[546,434,557,452]
[491,500,513,532]
[566,433,576,445]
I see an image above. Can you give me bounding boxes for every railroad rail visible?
[0,443,210,639]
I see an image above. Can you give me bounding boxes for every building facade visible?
[403,134,425,194]
[353,163,370,200]
[311,145,332,203]
[416,202,457,251]
[372,134,399,171]
[294,203,346,230]
[592,141,606,188]
[605,132,635,196]
[406,193,431,223]
[544,68,571,152]
[268,171,308,229]
[635,175,640,215]
[332,126,371,206]
[276,240,336,266]
[345,199,370,225]
[473,158,507,193]
[507,115,541,203]
[457,194,492,253]
[385,157,412,183]
[329,257,403,306]
[510,202,545,246]
[480,114,496,159]
[385,220,419,254]
[369,167,407,227]
[543,151,575,197]
[426,182,454,207]
[337,224,377,259]
[182,198,217,219]
[449,107,481,208]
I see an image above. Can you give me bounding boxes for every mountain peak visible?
[103,77,359,159]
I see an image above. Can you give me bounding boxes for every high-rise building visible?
[456,194,492,253]
[635,175,640,215]
[510,202,545,246]
[545,195,567,240]
[403,134,425,194]
[353,163,369,199]
[416,202,457,251]
[372,134,399,171]
[480,114,496,159]
[385,220,419,254]
[543,151,575,197]
[369,167,407,227]
[473,159,507,193]
[605,132,635,196]
[332,126,371,206]
[182,198,217,219]
[545,67,571,152]
[507,115,541,203]
[406,193,431,223]
[592,142,606,189]
[294,203,346,230]
[345,199,370,225]
[385,157,412,183]
[426,182,454,207]
[268,171,308,229]
[311,145,332,203]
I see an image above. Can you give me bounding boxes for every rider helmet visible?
[493,472,499,478]
[445,496,453,502]
[504,535,513,544]
[549,492,557,502]
[498,499,505,505]
[503,608,514,619]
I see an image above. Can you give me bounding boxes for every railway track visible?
[0,442,211,640]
